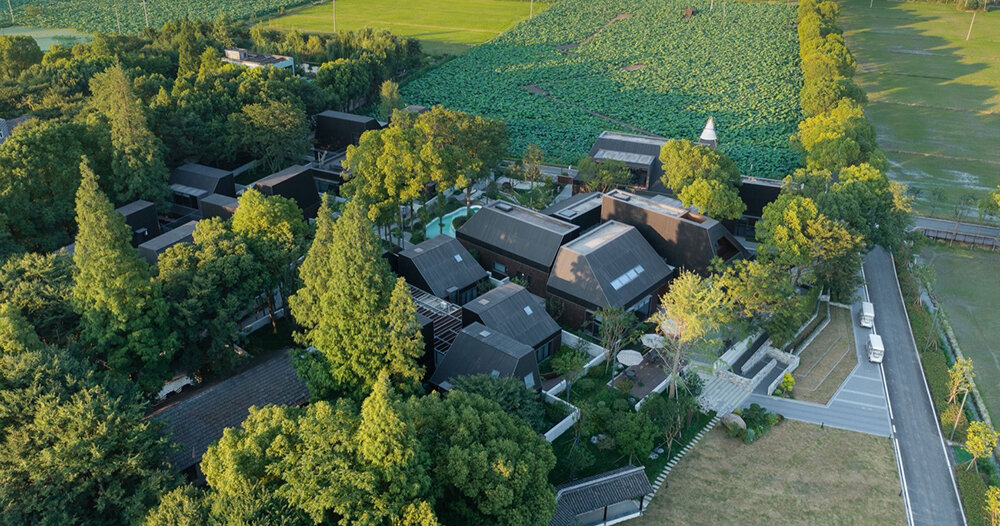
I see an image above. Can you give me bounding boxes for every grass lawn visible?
[263,0,549,55]
[838,0,1000,216]
[920,244,1000,423]
[636,421,905,526]
[793,306,858,404]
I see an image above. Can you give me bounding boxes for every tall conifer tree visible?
[71,158,177,391]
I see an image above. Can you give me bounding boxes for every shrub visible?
[774,373,796,398]
[409,228,426,244]
[942,404,970,442]
[731,403,782,444]
[452,213,470,230]
[451,374,546,432]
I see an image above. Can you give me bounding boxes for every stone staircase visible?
[696,370,754,415]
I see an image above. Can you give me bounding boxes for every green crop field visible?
[839,0,1000,217]
[264,0,550,56]
[401,0,803,173]
[7,0,308,33]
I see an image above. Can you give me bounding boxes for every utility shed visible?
[199,193,239,220]
[601,190,748,275]
[587,131,668,191]
[462,282,561,362]
[429,322,541,391]
[542,192,603,231]
[149,352,309,473]
[315,110,382,151]
[549,466,653,526]
[115,199,160,247]
[169,163,236,210]
[138,221,197,264]
[456,202,578,296]
[398,236,487,305]
[547,221,672,329]
[252,165,321,218]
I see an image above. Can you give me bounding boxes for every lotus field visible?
[402,0,803,176]
[8,0,306,33]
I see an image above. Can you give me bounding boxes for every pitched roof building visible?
[169,163,236,211]
[221,48,294,69]
[542,192,604,231]
[315,110,383,151]
[462,282,562,362]
[150,352,309,473]
[429,322,541,391]
[601,190,748,275]
[138,220,197,264]
[547,221,673,330]
[456,201,578,296]
[398,236,488,305]
[549,466,653,526]
[115,199,160,247]
[252,165,322,218]
[587,131,669,192]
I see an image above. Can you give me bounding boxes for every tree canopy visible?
[658,139,745,219]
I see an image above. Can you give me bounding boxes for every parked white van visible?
[867,334,885,363]
[860,301,875,329]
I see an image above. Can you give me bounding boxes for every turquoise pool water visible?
[425,205,481,239]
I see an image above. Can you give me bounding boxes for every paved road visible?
[746,300,891,437]
[864,247,965,526]
[913,216,999,239]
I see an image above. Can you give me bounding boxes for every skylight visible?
[453,254,463,262]
[523,305,533,315]
[610,264,645,290]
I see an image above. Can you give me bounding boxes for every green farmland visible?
[265,0,549,55]
[839,0,1000,217]
[401,0,803,174]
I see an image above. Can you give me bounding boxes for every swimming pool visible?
[425,205,482,239]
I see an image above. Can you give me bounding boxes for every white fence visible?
[543,391,580,442]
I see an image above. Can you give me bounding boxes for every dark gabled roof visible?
[542,192,603,220]
[399,236,487,298]
[139,221,197,255]
[316,110,378,124]
[150,353,309,472]
[587,131,667,171]
[199,193,238,210]
[115,199,155,217]
[252,165,321,218]
[547,221,672,310]
[429,322,535,390]
[170,163,235,196]
[463,283,559,350]
[456,202,578,270]
[550,466,652,526]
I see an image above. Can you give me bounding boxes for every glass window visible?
[523,373,535,389]
[492,261,507,274]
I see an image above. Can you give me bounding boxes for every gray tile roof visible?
[463,283,559,350]
[138,221,198,263]
[150,352,309,471]
[316,110,378,124]
[550,465,652,526]
[429,322,538,390]
[399,236,487,298]
[456,202,578,270]
[547,221,672,311]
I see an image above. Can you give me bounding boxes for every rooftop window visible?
[610,264,645,290]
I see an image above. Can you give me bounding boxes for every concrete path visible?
[864,247,965,526]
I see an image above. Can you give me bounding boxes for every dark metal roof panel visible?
[456,203,578,269]
[463,283,560,349]
[399,236,487,298]
[150,353,309,471]
[547,222,672,309]
[429,323,536,389]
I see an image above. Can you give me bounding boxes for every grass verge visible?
[793,306,858,404]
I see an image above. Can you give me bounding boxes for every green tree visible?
[947,357,976,405]
[289,199,420,399]
[0,305,178,524]
[411,390,557,526]
[156,218,268,374]
[511,144,545,209]
[0,120,88,251]
[614,410,657,464]
[0,251,78,344]
[230,99,309,173]
[716,258,795,322]
[143,486,209,526]
[677,176,746,220]
[575,157,631,193]
[289,194,336,338]
[550,343,589,402]
[231,188,308,332]
[0,35,43,79]
[650,270,730,397]
[793,98,885,173]
[819,163,910,251]
[595,306,636,373]
[657,139,744,219]
[965,421,998,471]
[89,63,172,207]
[71,159,177,391]
[378,79,404,121]
[451,374,547,432]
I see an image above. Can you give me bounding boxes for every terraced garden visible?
[401,0,803,175]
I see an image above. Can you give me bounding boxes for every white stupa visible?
[697,116,718,148]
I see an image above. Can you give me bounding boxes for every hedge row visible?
[794,0,887,173]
